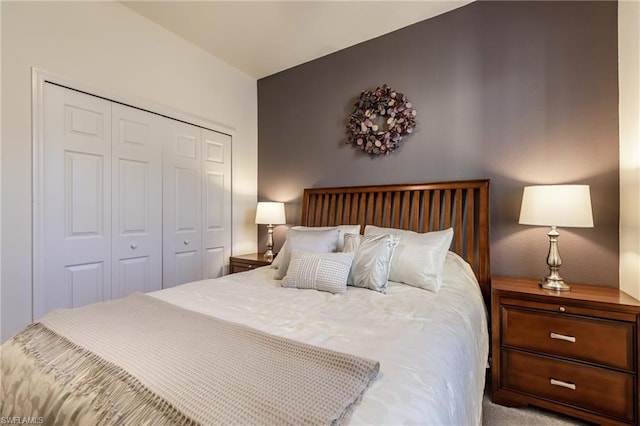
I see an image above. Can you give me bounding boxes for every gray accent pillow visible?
[274,228,340,279]
[271,224,361,269]
[282,250,354,294]
[343,233,400,294]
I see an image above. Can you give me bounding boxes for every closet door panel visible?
[163,120,203,288]
[39,84,112,318]
[204,247,225,280]
[117,256,150,296]
[175,167,199,229]
[175,250,200,285]
[67,262,105,308]
[65,152,105,240]
[202,129,232,278]
[111,104,163,298]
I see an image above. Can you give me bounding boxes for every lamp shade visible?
[519,185,594,228]
[255,202,286,225]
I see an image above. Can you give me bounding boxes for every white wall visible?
[1,2,258,342]
[619,0,640,300]
[0,3,3,341]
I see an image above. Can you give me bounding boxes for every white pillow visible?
[271,224,361,268]
[364,225,453,292]
[282,250,354,294]
[343,233,400,294]
[274,228,340,279]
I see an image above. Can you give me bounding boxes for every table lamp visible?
[519,185,594,291]
[255,202,286,261]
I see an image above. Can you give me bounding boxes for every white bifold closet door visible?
[37,83,231,318]
[200,129,231,283]
[162,122,231,288]
[42,84,115,313]
[162,121,203,287]
[111,104,163,299]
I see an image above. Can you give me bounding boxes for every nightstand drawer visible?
[502,349,635,423]
[229,253,273,274]
[502,305,635,371]
[230,263,257,274]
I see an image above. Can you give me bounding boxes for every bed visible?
[1,179,490,425]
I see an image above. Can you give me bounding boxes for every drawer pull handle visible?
[550,332,576,343]
[550,378,576,391]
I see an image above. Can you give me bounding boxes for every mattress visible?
[150,251,489,425]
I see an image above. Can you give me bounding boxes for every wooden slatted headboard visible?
[300,180,491,303]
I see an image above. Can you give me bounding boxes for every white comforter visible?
[151,252,489,426]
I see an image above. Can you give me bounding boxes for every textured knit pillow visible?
[364,225,453,292]
[343,233,400,294]
[282,250,354,294]
[274,228,340,279]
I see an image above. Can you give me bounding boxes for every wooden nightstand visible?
[229,253,273,274]
[491,276,640,425]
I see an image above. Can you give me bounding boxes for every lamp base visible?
[539,226,571,292]
[264,224,275,262]
[539,277,571,292]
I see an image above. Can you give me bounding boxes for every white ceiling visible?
[122,1,472,79]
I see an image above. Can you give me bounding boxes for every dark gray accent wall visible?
[257,1,619,287]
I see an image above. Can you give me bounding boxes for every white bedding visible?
[151,252,489,426]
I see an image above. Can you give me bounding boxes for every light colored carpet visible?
[482,390,590,426]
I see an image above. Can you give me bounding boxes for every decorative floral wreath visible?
[346,84,417,156]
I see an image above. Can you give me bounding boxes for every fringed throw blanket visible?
[1,293,379,425]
